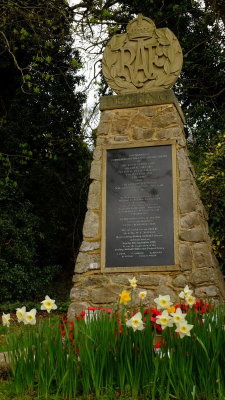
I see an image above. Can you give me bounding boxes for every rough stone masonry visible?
[68,15,225,319]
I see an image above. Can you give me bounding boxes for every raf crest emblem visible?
[102,14,183,94]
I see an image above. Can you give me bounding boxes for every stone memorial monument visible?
[68,15,225,319]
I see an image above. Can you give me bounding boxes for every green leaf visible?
[45,56,52,63]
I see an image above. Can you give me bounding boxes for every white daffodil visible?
[128,277,137,289]
[171,308,186,325]
[24,309,37,325]
[156,310,173,330]
[41,295,57,313]
[179,285,193,299]
[154,295,173,310]
[126,312,145,332]
[138,291,147,300]
[16,306,26,323]
[2,313,10,327]
[175,321,193,338]
[185,295,196,308]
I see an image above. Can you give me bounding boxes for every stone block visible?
[152,111,180,128]
[70,287,89,301]
[80,241,100,252]
[179,181,197,213]
[189,269,215,285]
[115,109,135,118]
[100,110,114,121]
[189,174,201,194]
[192,243,214,268]
[133,289,154,306]
[75,252,100,274]
[90,285,120,304]
[114,136,129,142]
[212,252,219,267]
[96,137,107,145]
[111,118,130,135]
[179,244,192,271]
[196,202,208,220]
[132,113,151,129]
[140,107,156,117]
[93,148,102,160]
[177,149,192,180]
[154,286,177,302]
[110,274,135,286]
[83,211,99,238]
[160,105,174,112]
[155,126,180,140]
[195,285,218,298]
[97,120,110,136]
[90,161,101,181]
[138,274,167,287]
[67,301,90,320]
[179,229,206,242]
[180,212,201,229]
[82,274,110,287]
[177,135,186,147]
[72,274,81,284]
[173,274,187,287]
[87,181,100,210]
[132,127,154,140]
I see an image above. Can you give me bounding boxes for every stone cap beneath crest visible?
[99,89,185,123]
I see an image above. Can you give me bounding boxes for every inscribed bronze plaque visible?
[105,145,175,268]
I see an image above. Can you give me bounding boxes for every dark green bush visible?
[0,184,60,302]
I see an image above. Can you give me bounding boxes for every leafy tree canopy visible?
[197,134,225,271]
[0,0,91,300]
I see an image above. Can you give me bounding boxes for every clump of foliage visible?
[197,134,225,272]
[0,183,61,301]
[0,0,91,301]
[4,296,225,400]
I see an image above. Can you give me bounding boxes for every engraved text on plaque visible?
[104,144,175,269]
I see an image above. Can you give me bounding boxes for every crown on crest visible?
[127,14,156,39]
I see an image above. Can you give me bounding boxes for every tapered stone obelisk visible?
[68,15,225,319]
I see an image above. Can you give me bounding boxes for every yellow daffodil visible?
[16,306,26,323]
[138,290,147,300]
[2,313,10,327]
[119,290,131,305]
[128,277,137,288]
[154,294,173,309]
[41,295,57,313]
[126,312,145,332]
[185,295,196,308]
[175,321,193,338]
[167,305,176,314]
[171,308,186,324]
[179,285,193,299]
[24,309,37,325]
[156,310,173,330]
